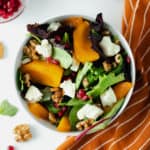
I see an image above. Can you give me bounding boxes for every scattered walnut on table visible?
[13,124,32,142]
[50,87,64,103]
[76,119,94,131]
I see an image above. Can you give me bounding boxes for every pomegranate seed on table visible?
[8,145,15,150]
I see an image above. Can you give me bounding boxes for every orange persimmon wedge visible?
[73,21,100,63]
[28,103,49,120]
[21,60,64,87]
[63,17,83,27]
[57,116,71,132]
[113,82,132,100]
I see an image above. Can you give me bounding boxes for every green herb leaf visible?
[0,100,18,116]
[47,105,59,114]
[112,55,124,74]
[62,32,70,44]
[60,98,92,106]
[69,105,82,130]
[16,69,25,92]
[75,62,93,89]
[41,87,52,101]
[87,73,125,97]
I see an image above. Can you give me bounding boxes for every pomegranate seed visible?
[8,145,15,150]
[76,89,86,99]
[82,95,88,100]
[71,72,77,78]
[64,43,70,49]
[58,111,64,117]
[51,59,60,65]
[54,103,59,108]
[54,35,61,43]
[46,57,60,65]
[126,56,130,63]
[62,106,67,112]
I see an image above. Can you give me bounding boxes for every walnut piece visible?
[51,87,63,103]
[14,124,32,142]
[23,40,39,60]
[24,73,31,87]
[102,61,112,72]
[76,119,94,131]
[48,112,57,124]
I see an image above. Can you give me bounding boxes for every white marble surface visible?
[0,0,123,149]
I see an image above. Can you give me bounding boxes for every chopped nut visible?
[112,62,117,68]
[24,73,31,87]
[82,78,89,88]
[14,124,32,142]
[0,42,4,58]
[50,87,60,92]
[48,112,57,124]
[51,88,63,103]
[102,61,112,72]
[29,39,38,48]
[115,54,121,64]
[76,119,94,131]
[114,39,120,45]
[102,30,110,36]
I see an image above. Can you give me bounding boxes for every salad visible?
[17,13,132,132]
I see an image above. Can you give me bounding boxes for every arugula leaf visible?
[0,100,18,116]
[69,105,82,130]
[47,105,59,114]
[16,69,25,92]
[75,62,93,89]
[87,73,125,97]
[60,98,92,106]
[41,87,52,101]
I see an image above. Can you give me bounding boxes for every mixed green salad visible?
[17,13,132,132]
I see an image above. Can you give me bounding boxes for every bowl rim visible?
[14,14,136,135]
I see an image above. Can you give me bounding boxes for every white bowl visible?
[15,15,136,135]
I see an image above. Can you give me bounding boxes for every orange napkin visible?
[57,0,150,149]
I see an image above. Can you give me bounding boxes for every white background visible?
[0,0,123,150]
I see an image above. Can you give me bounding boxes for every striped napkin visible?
[57,0,150,149]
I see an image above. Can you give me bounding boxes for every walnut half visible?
[76,119,94,131]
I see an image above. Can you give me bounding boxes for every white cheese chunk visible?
[60,80,75,98]
[70,56,80,72]
[99,36,120,57]
[25,85,43,102]
[47,22,61,31]
[77,104,104,120]
[100,87,117,107]
[36,39,52,58]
